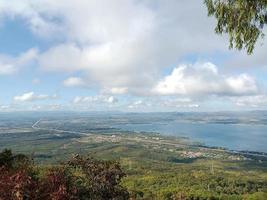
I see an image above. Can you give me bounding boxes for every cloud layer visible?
[0,0,267,111]
[0,48,38,75]
[13,92,58,102]
[0,0,227,91]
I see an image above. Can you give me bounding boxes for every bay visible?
[114,121,267,153]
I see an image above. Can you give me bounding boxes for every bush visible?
[0,150,129,200]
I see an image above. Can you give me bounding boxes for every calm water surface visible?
[114,122,267,152]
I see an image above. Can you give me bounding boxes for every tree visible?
[67,155,129,200]
[204,0,267,54]
[0,149,13,168]
[0,150,129,200]
[0,149,30,170]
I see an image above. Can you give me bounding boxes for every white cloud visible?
[63,76,86,87]
[1,0,267,111]
[110,87,128,95]
[30,104,62,111]
[38,43,84,72]
[106,96,118,104]
[0,48,38,75]
[13,92,58,102]
[225,74,258,95]
[73,95,118,104]
[0,0,64,38]
[127,97,200,111]
[0,103,63,111]
[0,0,229,93]
[0,63,16,75]
[102,87,128,95]
[153,62,259,97]
[0,105,10,111]
[158,98,200,108]
[128,100,146,109]
[232,95,267,107]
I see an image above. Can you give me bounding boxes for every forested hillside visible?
[1,149,267,200]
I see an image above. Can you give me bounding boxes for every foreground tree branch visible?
[204,0,267,54]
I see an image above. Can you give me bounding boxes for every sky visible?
[0,0,267,112]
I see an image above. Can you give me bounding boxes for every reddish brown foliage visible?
[0,150,129,200]
[0,167,38,200]
[0,167,78,200]
[38,168,78,200]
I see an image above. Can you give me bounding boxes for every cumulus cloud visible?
[1,0,267,111]
[63,76,86,87]
[0,48,38,75]
[38,44,84,72]
[13,92,58,102]
[0,0,229,93]
[101,87,128,95]
[153,62,259,97]
[0,0,64,38]
[109,87,128,95]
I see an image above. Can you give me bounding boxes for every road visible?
[32,119,90,136]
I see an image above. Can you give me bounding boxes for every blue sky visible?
[0,0,267,112]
